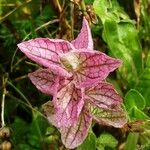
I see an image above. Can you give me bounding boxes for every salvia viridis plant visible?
[17,18,127,149]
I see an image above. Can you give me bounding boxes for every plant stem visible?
[0,0,32,23]
[50,0,62,16]
[7,93,46,119]
[70,1,74,39]
[80,0,86,15]
[1,76,7,127]
[1,90,6,127]
[7,80,32,107]
[13,75,28,82]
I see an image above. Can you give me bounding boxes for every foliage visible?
[0,0,150,149]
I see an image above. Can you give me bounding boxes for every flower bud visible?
[0,127,10,139]
[0,141,11,150]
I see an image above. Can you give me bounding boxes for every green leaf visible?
[125,133,139,150]
[26,110,49,148]
[103,21,142,85]
[93,0,143,86]
[11,117,29,144]
[11,110,51,149]
[130,107,150,120]
[136,52,150,106]
[93,0,128,23]
[97,145,104,150]
[97,132,118,149]
[124,89,146,111]
[84,0,94,4]
[77,131,97,150]
[93,0,133,25]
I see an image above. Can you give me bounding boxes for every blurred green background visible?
[1,0,150,149]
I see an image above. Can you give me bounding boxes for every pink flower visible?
[17,18,121,88]
[17,18,127,149]
[42,80,127,149]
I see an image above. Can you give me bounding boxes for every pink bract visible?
[43,81,127,149]
[28,68,60,96]
[59,50,121,87]
[71,18,93,50]
[48,81,84,128]
[18,17,127,149]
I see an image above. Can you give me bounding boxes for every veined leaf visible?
[93,0,143,86]
[124,89,146,111]
[88,101,127,128]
